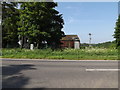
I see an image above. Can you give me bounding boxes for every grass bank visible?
[1,48,118,60]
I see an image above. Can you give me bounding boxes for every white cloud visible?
[67,16,75,24]
[65,6,80,10]
[79,19,105,22]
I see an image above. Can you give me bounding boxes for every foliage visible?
[2,2,19,48]
[80,41,116,49]
[18,2,64,49]
[2,2,64,49]
[2,48,118,60]
[114,15,120,48]
[93,41,116,49]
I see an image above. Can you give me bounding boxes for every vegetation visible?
[2,2,64,49]
[2,48,118,60]
[2,2,19,48]
[114,15,120,59]
[80,41,116,49]
[114,15,120,48]
[1,2,119,60]
[94,41,116,49]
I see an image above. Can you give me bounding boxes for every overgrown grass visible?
[1,48,118,60]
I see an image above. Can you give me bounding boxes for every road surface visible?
[2,59,119,88]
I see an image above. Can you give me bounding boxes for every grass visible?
[1,48,119,60]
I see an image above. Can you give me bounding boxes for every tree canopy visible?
[2,2,65,49]
[114,15,120,48]
[2,2,19,48]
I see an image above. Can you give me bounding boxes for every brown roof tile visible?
[61,35,80,41]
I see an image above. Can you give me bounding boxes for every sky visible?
[55,2,118,44]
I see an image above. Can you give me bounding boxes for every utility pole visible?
[89,33,92,47]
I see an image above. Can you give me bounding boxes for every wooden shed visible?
[60,35,80,49]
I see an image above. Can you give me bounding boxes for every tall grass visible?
[1,48,118,60]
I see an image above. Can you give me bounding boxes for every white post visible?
[30,44,34,50]
[74,41,80,49]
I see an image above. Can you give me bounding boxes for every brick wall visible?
[61,40,74,48]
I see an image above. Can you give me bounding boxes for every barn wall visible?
[61,40,74,48]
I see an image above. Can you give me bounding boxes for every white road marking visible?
[1,58,119,62]
[86,69,120,71]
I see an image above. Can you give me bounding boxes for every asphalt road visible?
[2,59,119,88]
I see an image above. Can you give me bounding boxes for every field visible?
[1,48,118,60]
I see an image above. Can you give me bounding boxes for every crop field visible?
[1,48,119,60]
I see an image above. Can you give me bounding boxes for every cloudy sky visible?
[55,2,118,44]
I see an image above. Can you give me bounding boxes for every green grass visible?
[1,48,119,60]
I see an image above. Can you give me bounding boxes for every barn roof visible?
[61,35,80,41]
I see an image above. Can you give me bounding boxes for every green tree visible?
[18,2,51,48]
[114,15,120,48]
[45,3,64,49]
[2,2,19,48]
[18,2,64,49]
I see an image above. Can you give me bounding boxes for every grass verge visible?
[1,48,118,60]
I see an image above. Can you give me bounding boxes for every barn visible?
[60,35,80,49]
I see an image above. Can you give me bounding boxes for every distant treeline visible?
[80,41,116,49]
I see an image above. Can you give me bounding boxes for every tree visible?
[114,15,120,48]
[2,2,19,48]
[18,2,64,49]
[45,2,64,49]
[18,2,50,48]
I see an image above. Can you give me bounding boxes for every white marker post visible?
[30,44,34,50]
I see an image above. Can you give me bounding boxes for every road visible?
[2,59,119,88]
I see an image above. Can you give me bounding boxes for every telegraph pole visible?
[89,33,92,47]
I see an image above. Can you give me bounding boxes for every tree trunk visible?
[20,36,24,49]
[37,43,39,49]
